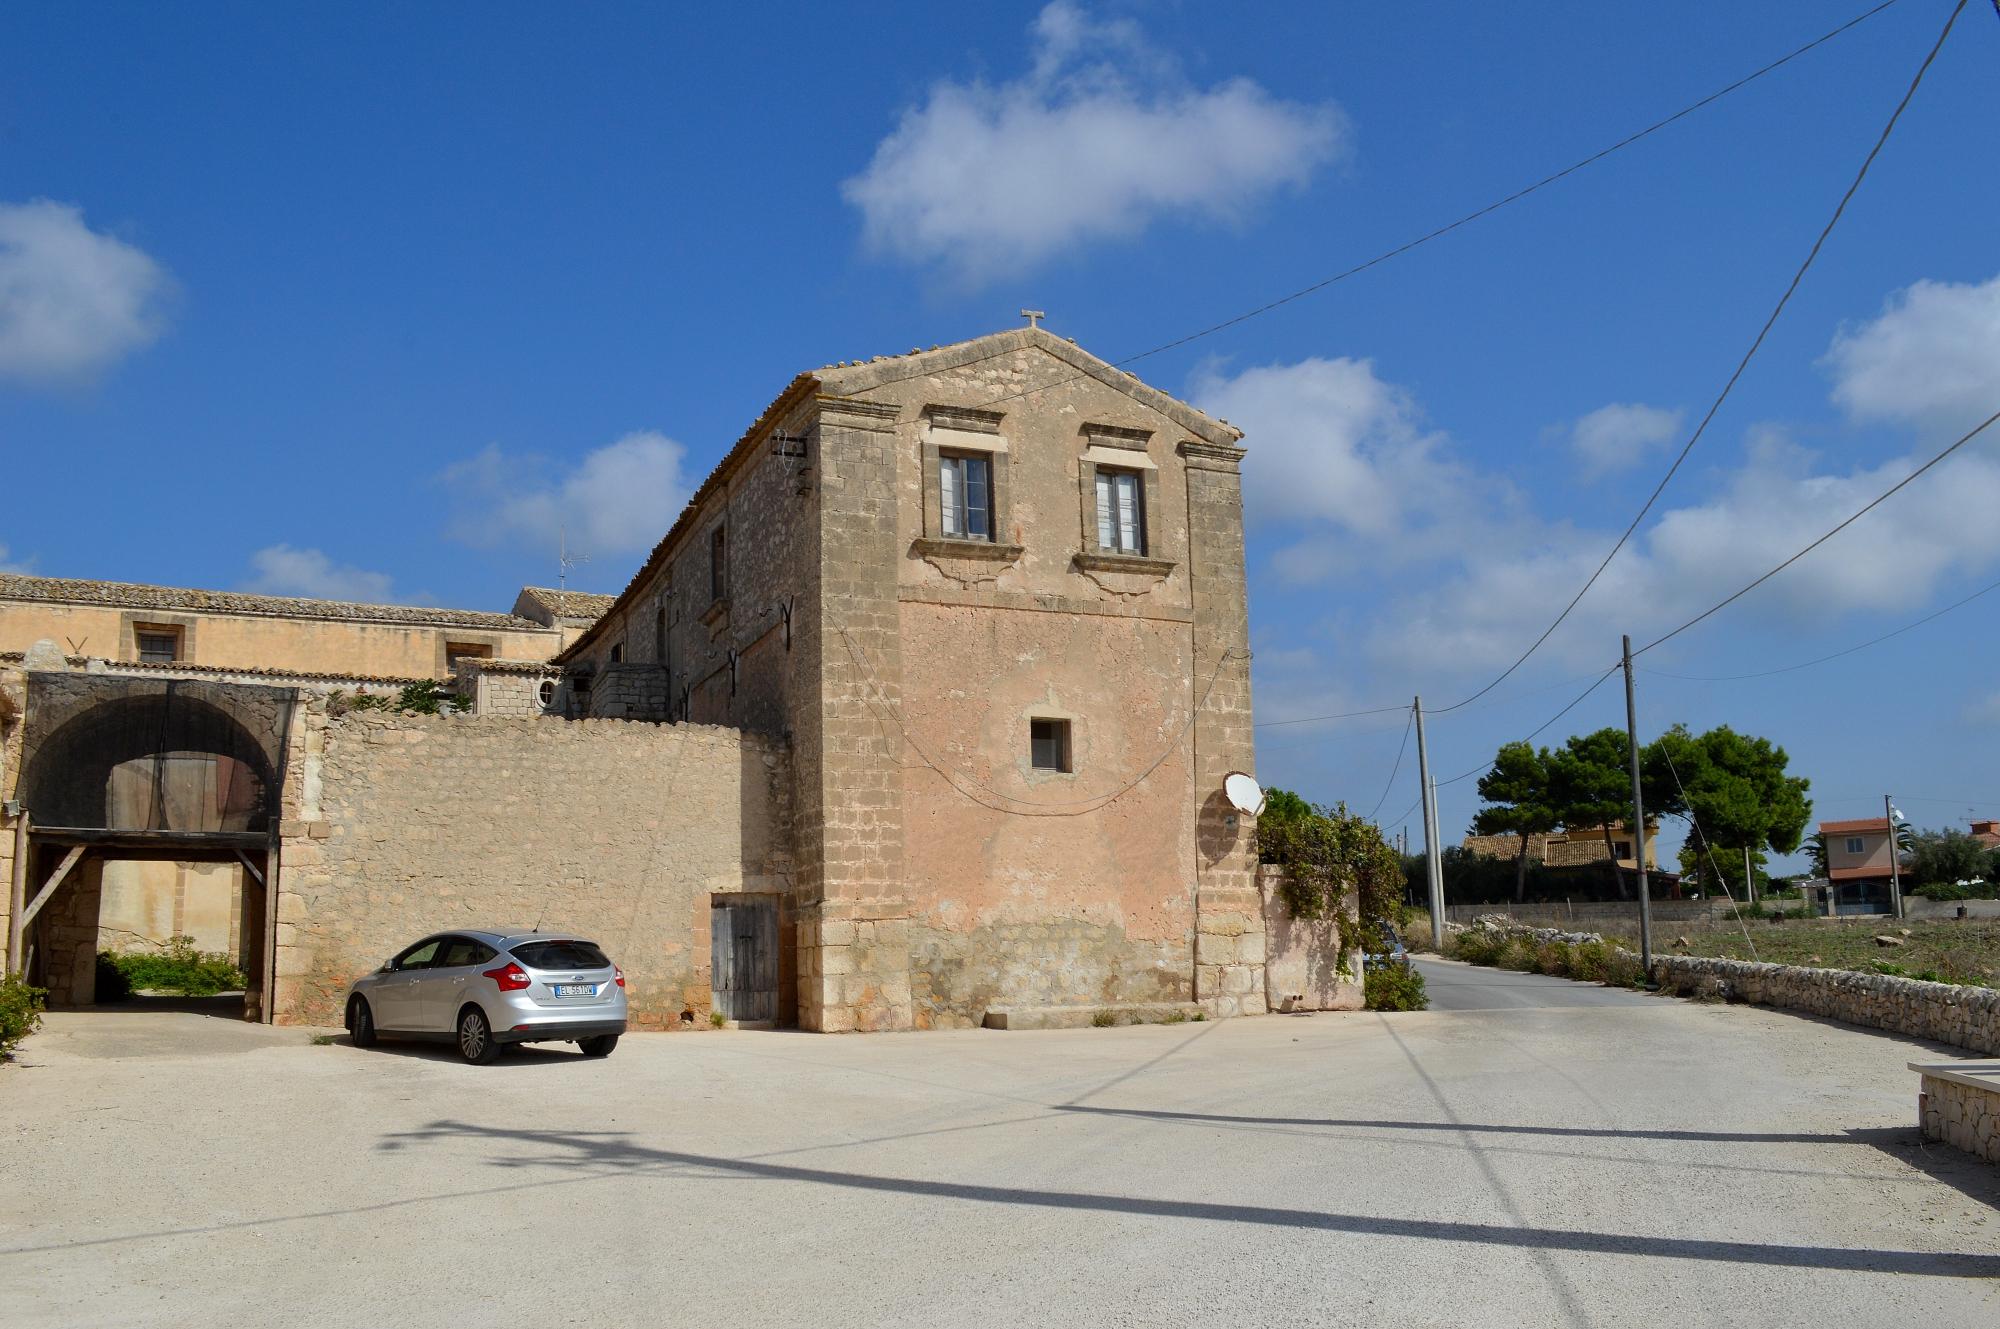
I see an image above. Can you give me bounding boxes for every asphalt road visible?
[1415,956,1657,1010]
[3,982,1997,1329]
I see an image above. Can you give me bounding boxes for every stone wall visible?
[274,705,792,1028]
[1259,866,1361,1012]
[1919,1074,2000,1163]
[1652,955,2000,1054]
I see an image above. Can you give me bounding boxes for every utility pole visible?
[1621,636,1653,977]
[1413,697,1445,949]
[1744,845,1758,907]
[1886,794,1904,919]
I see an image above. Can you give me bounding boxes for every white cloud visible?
[0,542,29,574]
[1825,272,2000,432]
[443,430,692,561]
[242,545,398,603]
[0,199,170,383]
[1567,402,1683,477]
[1191,355,1515,580]
[842,2,1345,285]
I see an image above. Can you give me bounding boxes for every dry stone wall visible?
[275,706,791,1028]
[1652,955,2000,1054]
[1919,1074,2000,1163]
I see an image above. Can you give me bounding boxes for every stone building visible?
[1461,821,1659,871]
[4,327,1310,1034]
[554,327,1264,1031]
[0,577,603,982]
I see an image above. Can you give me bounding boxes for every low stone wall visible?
[1919,1074,2000,1163]
[1653,955,2000,1054]
[276,706,791,1028]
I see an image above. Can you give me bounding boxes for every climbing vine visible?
[1257,793,1402,965]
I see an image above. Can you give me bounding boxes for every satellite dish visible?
[1224,772,1265,816]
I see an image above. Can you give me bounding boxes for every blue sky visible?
[4,1,1998,869]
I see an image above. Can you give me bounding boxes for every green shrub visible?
[1495,938,1537,972]
[1,974,47,1058]
[100,936,246,997]
[1450,931,1503,966]
[1568,941,1609,982]
[1532,941,1574,978]
[1600,948,1647,989]
[1365,964,1429,1011]
[1091,1009,1118,1027]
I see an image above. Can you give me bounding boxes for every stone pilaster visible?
[1183,438,1264,1017]
[794,394,913,1032]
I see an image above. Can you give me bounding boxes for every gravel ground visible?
[3,964,1997,1329]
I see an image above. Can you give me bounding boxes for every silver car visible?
[345,929,627,1063]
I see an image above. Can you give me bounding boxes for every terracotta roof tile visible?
[0,572,546,632]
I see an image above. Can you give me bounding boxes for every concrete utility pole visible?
[1621,636,1653,977]
[1413,697,1446,949]
[1886,794,1904,919]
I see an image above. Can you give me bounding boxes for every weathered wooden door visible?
[710,896,777,1022]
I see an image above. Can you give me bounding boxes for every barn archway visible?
[10,675,298,1020]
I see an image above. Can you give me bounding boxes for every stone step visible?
[981,1001,1205,1030]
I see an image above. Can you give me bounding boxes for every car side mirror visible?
[379,961,394,973]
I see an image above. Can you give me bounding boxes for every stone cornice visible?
[817,395,901,432]
[1180,439,1248,472]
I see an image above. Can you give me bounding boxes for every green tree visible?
[1547,728,1660,899]
[1645,724,1811,899]
[1803,832,1829,879]
[1471,741,1560,902]
[1907,827,1991,888]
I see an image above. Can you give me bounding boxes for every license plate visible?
[554,983,596,998]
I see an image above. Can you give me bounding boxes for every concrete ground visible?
[2,961,1997,1329]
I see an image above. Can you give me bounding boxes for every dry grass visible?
[1620,917,2000,987]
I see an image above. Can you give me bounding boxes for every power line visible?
[1365,705,1416,821]
[1635,405,2000,657]
[842,0,1906,407]
[1383,664,1624,831]
[1641,572,2000,681]
[1253,701,1409,729]
[1427,0,1968,715]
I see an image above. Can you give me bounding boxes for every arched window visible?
[537,679,555,709]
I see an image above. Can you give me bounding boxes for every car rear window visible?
[510,940,611,971]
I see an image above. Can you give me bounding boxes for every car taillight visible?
[483,963,530,992]
[614,965,626,988]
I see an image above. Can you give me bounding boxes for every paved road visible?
[3,989,1997,1328]
[1415,956,1657,1010]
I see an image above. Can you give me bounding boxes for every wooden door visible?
[710,896,777,1022]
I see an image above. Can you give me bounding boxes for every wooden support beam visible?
[234,848,267,889]
[20,844,86,931]
[7,812,28,975]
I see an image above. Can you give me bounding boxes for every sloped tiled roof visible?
[0,572,546,632]
[514,586,618,621]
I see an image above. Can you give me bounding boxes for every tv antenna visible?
[558,525,589,627]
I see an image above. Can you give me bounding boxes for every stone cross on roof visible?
[1020,308,1045,328]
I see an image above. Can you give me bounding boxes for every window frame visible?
[938,449,996,542]
[1093,465,1147,555]
[1845,836,1865,855]
[134,626,183,665]
[1030,717,1073,774]
[709,524,728,604]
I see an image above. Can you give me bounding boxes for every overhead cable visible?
[1427,0,1968,715]
[1634,406,2000,657]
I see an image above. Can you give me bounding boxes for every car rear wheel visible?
[348,997,377,1049]
[456,1006,500,1065]
[578,1034,618,1058]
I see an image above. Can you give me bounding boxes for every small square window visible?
[1845,837,1864,855]
[135,627,182,664]
[1030,718,1071,773]
[939,452,993,541]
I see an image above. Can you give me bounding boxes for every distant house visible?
[1462,821,1658,872]
[1819,817,1898,915]
[1970,819,2000,850]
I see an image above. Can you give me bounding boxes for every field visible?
[1614,917,2000,987]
